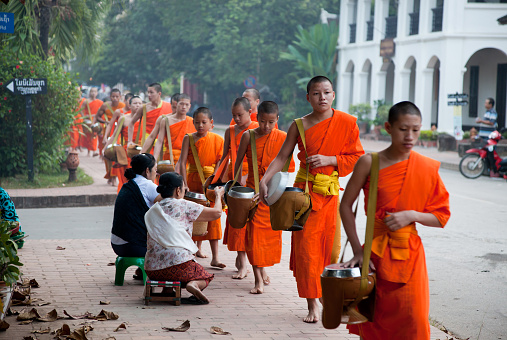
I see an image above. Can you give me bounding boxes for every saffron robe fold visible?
[223,121,259,252]
[104,103,127,180]
[162,116,196,165]
[69,98,85,148]
[245,129,295,267]
[144,101,171,144]
[348,151,450,340]
[81,99,103,151]
[113,111,138,193]
[291,109,364,298]
[185,132,224,242]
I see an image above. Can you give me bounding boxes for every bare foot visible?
[196,250,208,258]
[93,152,99,157]
[186,282,209,304]
[210,260,226,268]
[232,269,248,279]
[263,276,270,286]
[250,287,263,294]
[304,298,320,323]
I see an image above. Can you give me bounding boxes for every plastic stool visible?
[144,280,181,306]
[114,256,147,286]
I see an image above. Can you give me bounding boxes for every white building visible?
[336,0,507,133]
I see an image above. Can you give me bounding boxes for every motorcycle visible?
[459,130,507,179]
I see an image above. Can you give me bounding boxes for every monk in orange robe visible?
[259,76,364,323]
[144,93,195,164]
[68,97,85,150]
[228,89,278,129]
[128,83,171,154]
[235,101,295,294]
[178,107,225,268]
[81,87,103,156]
[341,101,450,339]
[215,97,259,279]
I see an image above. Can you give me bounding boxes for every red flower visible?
[31,70,34,73]
[16,65,20,69]
[3,97,6,100]
[0,82,2,86]
[8,110,11,113]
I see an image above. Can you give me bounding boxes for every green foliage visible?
[0,47,80,177]
[463,131,471,140]
[502,130,507,140]
[419,130,438,141]
[373,99,390,126]
[349,103,372,123]
[280,22,339,90]
[0,220,23,286]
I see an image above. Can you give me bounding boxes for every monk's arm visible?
[151,118,166,161]
[195,187,224,222]
[336,125,364,177]
[178,135,190,187]
[340,155,373,269]
[103,109,121,144]
[141,116,162,154]
[213,127,231,176]
[234,133,249,177]
[127,105,143,144]
[105,124,120,146]
[259,122,298,204]
[95,103,107,123]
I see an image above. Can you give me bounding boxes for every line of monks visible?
[67,76,450,339]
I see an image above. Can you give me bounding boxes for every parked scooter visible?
[459,131,507,179]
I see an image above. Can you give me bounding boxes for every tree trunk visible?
[39,4,51,59]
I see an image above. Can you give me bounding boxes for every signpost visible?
[447,93,468,141]
[244,75,257,89]
[4,78,48,181]
[0,12,14,34]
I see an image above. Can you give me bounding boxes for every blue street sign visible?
[244,75,257,89]
[0,12,14,34]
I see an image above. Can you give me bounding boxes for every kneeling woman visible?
[144,172,224,304]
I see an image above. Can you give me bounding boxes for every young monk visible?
[178,107,226,268]
[229,89,260,124]
[127,83,172,149]
[215,97,259,279]
[171,93,180,113]
[259,76,364,323]
[69,96,86,151]
[143,93,196,163]
[81,87,103,156]
[106,95,143,193]
[102,92,134,146]
[341,101,450,339]
[234,101,295,294]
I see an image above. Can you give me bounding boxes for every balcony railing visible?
[366,20,374,41]
[349,23,357,43]
[409,12,419,35]
[432,7,443,32]
[385,16,398,38]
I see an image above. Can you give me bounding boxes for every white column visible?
[373,0,387,42]
[341,72,353,111]
[346,0,355,44]
[358,71,369,103]
[419,0,432,34]
[419,68,434,130]
[437,60,466,134]
[376,70,387,103]
[397,0,408,38]
[356,0,367,43]
[338,1,350,47]
[398,69,411,102]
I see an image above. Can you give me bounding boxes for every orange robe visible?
[223,121,259,251]
[69,98,85,148]
[291,109,364,298]
[245,129,295,267]
[145,101,172,144]
[104,103,127,179]
[186,132,224,241]
[112,110,135,193]
[348,151,450,339]
[162,116,196,165]
[81,99,103,151]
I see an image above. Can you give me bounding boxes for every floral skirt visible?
[145,260,214,288]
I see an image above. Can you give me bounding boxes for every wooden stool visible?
[114,256,147,286]
[144,280,181,306]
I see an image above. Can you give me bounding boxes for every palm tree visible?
[1,0,110,63]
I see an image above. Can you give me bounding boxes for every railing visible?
[385,16,398,38]
[366,20,374,41]
[432,7,443,32]
[349,23,357,43]
[409,12,419,35]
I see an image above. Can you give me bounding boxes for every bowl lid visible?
[322,265,361,278]
[158,160,173,165]
[185,191,206,200]
[265,171,289,206]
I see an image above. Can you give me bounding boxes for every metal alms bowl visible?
[266,171,290,206]
[224,180,242,204]
[91,122,102,133]
[228,186,255,199]
[104,144,121,161]
[185,191,206,201]
[321,264,361,278]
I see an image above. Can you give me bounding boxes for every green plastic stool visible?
[114,256,147,286]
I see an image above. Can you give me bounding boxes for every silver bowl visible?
[185,191,206,201]
[228,186,255,199]
[321,264,361,278]
[266,171,290,206]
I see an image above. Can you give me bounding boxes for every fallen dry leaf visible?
[19,320,33,325]
[54,323,71,336]
[0,320,9,331]
[210,326,231,335]
[56,246,66,250]
[23,337,36,340]
[37,309,60,322]
[37,302,51,307]
[107,262,115,266]
[29,279,40,288]
[99,301,110,305]
[32,327,51,334]
[114,323,126,332]
[103,337,116,340]
[63,310,94,320]
[67,325,93,340]
[162,320,190,332]
[17,308,41,321]
[94,310,119,321]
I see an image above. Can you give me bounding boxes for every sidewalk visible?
[5,239,451,339]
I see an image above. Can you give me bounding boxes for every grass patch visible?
[1,168,93,189]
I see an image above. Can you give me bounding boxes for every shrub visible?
[373,99,390,126]
[349,103,372,123]
[0,47,80,177]
[419,130,438,141]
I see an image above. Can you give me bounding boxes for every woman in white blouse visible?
[144,172,224,304]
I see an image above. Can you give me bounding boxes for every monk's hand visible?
[253,192,260,201]
[306,154,335,168]
[342,254,376,272]
[214,186,225,197]
[258,180,268,205]
[384,211,414,232]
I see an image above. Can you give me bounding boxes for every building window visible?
[432,1,444,32]
[366,20,374,40]
[349,23,357,43]
[469,66,479,118]
[409,0,420,35]
[385,0,398,38]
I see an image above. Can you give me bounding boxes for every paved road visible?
[17,167,507,339]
